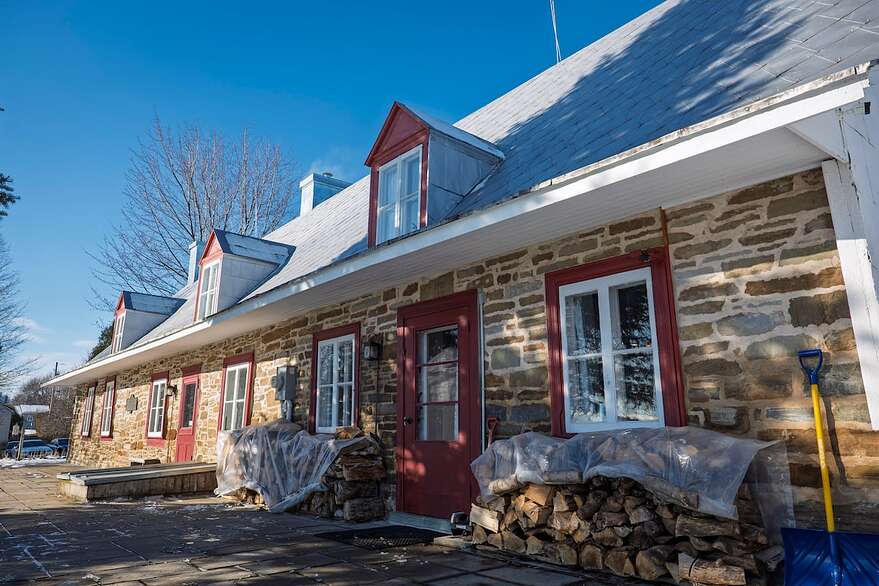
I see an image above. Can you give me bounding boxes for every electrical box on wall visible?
[272,366,298,402]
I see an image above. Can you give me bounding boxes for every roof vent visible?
[299,173,351,216]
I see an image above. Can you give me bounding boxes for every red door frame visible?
[176,364,201,462]
[395,289,481,517]
[544,247,687,437]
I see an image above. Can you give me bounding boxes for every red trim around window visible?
[99,376,117,441]
[217,352,255,432]
[545,248,686,437]
[366,103,431,248]
[192,231,224,322]
[145,371,170,447]
[308,323,361,433]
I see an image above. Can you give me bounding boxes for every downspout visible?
[478,290,487,451]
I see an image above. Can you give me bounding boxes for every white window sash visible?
[81,386,95,436]
[558,266,664,433]
[100,381,115,436]
[198,262,220,320]
[316,334,355,433]
[376,146,421,244]
[112,313,125,353]
[221,363,249,431]
[148,380,166,437]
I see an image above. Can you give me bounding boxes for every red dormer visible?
[365,102,504,248]
[111,291,184,354]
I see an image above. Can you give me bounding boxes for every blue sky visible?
[2,1,660,382]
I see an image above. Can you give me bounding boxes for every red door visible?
[397,290,481,518]
[176,373,199,462]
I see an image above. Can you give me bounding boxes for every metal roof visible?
[121,291,185,315]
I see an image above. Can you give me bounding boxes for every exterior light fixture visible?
[362,339,382,361]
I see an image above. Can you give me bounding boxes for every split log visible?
[579,543,604,570]
[548,511,580,534]
[523,484,555,506]
[604,548,636,577]
[489,476,524,495]
[486,532,503,549]
[755,545,784,572]
[678,553,747,586]
[541,542,578,566]
[471,525,487,545]
[501,531,526,554]
[552,491,576,512]
[470,503,500,532]
[635,546,673,581]
[675,514,739,538]
[343,497,384,521]
[526,535,545,556]
[628,506,656,525]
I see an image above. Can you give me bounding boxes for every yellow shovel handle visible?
[810,382,835,532]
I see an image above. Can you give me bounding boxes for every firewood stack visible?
[301,427,386,522]
[469,476,783,585]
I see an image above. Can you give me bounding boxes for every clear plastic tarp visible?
[471,427,793,539]
[215,419,367,513]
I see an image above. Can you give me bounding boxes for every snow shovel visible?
[781,348,879,585]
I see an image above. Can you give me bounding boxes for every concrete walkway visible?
[0,464,645,585]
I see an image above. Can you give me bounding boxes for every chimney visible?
[299,172,352,216]
[187,241,205,286]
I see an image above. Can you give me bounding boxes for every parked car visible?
[49,438,69,456]
[4,439,55,458]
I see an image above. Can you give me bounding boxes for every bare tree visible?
[0,235,35,394]
[90,116,297,303]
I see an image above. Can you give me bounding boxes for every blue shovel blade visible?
[783,528,879,585]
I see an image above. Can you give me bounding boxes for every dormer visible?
[194,229,294,321]
[365,102,504,247]
[112,292,185,353]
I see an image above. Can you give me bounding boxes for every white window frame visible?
[221,362,250,432]
[197,261,221,320]
[100,380,115,437]
[111,312,125,353]
[558,266,664,433]
[376,145,422,245]
[147,378,167,438]
[315,333,356,433]
[80,385,95,436]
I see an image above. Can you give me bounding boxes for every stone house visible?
[47,0,879,530]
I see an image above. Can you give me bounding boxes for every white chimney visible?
[299,172,352,216]
[187,240,205,286]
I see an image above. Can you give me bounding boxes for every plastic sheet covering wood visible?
[470,427,793,540]
[215,419,366,513]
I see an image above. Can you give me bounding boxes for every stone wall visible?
[68,168,877,530]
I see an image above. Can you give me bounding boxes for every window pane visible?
[336,383,353,427]
[402,195,419,233]
[379,166,398,205]
[337,340,354,383]
[404,155,420,196]
[419,327,458,364]
[222,401,235,431]
[615,352,658,422]
[232,400,244,430]
[567,357,605,423]
[317,386,333,429]
[418,404,457,441]
[613,282,651,350]
[224,369,236,403]
[377,206,395,243]
[564,292,601,355]
[318,344,334,385]
[181,383,196,428]
[419,363,458,403]
[235,367,248,401]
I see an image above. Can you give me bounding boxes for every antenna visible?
[549,0,562,64]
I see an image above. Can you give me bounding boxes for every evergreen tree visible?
[0,174,17,217]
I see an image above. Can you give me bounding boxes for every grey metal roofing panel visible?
[119,0,879,352]
[400,104,505,160]
[123,292,185,315]
[213,229,294,265]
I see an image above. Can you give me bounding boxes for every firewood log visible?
[635,545,673,581]
[470,503,500,532]
[604,548,637,577]
[579,543,604,570]
[678,553,747,586]
[676,514,740,538]
[501,531,526,554]
[523,484,556,506]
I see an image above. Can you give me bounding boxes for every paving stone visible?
[479,565,584,585]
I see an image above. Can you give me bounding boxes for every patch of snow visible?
[0,456,67,469]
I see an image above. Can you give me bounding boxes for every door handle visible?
[403,416,413,425]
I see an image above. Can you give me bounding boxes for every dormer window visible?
[197,262,220,320]
[111,312,125,353]
[376,146,422,245]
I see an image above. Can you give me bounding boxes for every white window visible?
[197,262,220,320]
[80,385,95,436]
[100,380,115,437]
[147,378,167,438]
[111,312,125,353]
[315,334,355,433]
[376,146,422,245]
[559,267,663,432]
[221,362,250,431]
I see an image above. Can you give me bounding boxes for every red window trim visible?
[367,130,430,248]
[193,231,224,322]
[99,376,117,441]
[81,383,97,437]
[145,371,170,447]
[545,248,686,437]
[308,323,361,433]
[217,352,255,432]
